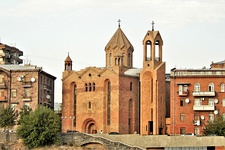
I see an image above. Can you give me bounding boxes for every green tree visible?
[203,114,225,136]
[17,105,61,149]
[0,105,18,130]
[17,105,32,125]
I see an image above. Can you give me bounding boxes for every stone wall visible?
[0,132,17,143]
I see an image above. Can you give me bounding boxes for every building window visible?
[88,101,91,109]
[180,99,184,106]
[184,85,188,92]
[93,83,95,91]
[24,89,30,98]
[194,114,200,121]
[194,83,200,92]
[122,53,125,66]
[107,81,111,125]
[130,82,132,91]
[221,83,225,92]
[208,83,214,92]
[194,127,200,135]
[208,99,214,106]
[109,53,112,66]
[194,99,201,106]
[85,83,88,92]
[11,89,17,98]
[209,113,214,122]
[128,53,130,66]
[178,85,182,94]
[74,84,77,127]
[223,99,225,107]
[89,83,92,91]
[180,127,185,134]
[180,113,185,121]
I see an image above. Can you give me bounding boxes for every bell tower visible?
[64,53,72,71]
[139,21,166,135]
[105,20,134,68]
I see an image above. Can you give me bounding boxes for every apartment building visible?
[0,43,23,65]
[170,60,225,135]
[0,64,56,112]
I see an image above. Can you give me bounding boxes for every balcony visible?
[193,120,200,126]
[178,91,188,97]
[0,53,5,57]
[0,82,6,89]
[192,91,215,97]
[22,81,32,88]
[22,96,31,102]
[0,96,7,102]
[43,85,51,91]
[193,104,215,111]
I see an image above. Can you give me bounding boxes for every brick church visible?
[62,22,166,135]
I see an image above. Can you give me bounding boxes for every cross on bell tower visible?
[118,19,121,28]
[151,21,155,31]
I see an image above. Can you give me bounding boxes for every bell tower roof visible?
[64,54,72,62]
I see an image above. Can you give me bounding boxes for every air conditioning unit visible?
[193,120,201,126]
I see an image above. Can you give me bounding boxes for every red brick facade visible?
[169,61,225,135]
[62,26,166,135]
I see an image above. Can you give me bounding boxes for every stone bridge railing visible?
[60,132,144,150]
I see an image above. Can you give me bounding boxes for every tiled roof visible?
[105,27,133,50]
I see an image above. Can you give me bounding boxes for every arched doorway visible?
[83,119,98,134]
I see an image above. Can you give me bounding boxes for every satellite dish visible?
[214,99,218,104]
[214,110,218,115]
[185,98,190,103]
[201,115,205,120]
[46,95,51,99]
[30,77,36,82]
[17,77,21,81]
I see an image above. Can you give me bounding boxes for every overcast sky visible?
[1,0,225,103]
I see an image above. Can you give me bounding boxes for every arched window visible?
[128,99,133,134]
[109,53,112,66]
[107,81,111,125]
[93,83,95,91]
[115,58,118,65]
[85,83,88,92]
[194,83,200,92]
[155,41,159,61]
[208,83,214,92]
[221,83,225,92]
[122,53,125,66]
[146,40,152,61]
[130,82,132,91]
[89,83,92,91]
[88,101,91,109]
[128,53,130,66]
[74,84,77,126]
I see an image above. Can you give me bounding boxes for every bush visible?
[17,105,61,149]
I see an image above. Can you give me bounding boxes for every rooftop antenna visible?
[118,19,121,28]
[151,21,155,31]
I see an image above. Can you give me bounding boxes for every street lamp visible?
[61,116,67,133]
[70,116,75,140]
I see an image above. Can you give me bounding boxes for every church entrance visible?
[83,119,98,134]
[88,123,97,134]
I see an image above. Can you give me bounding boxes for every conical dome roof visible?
[64,54,72,62]
[105,27,133,50]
